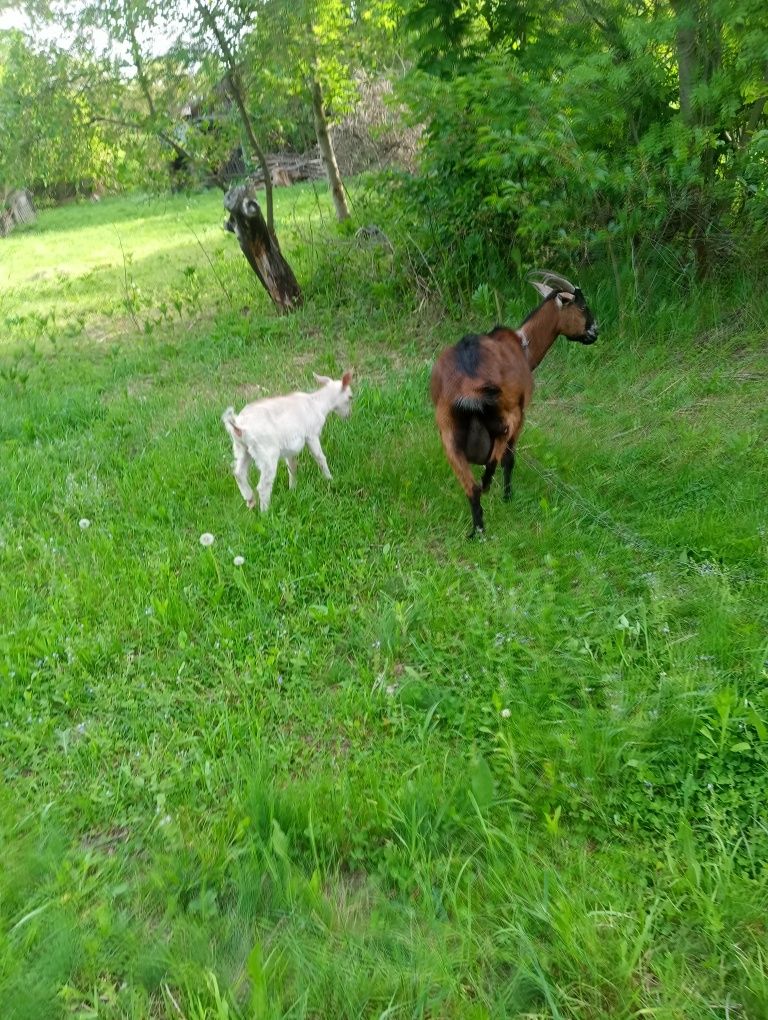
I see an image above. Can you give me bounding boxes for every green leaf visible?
[247,942,269,1019]
[470,753,495,811]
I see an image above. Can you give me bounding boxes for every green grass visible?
[1,187,767,1019]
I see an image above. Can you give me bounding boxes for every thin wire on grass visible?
[519,450,658,558]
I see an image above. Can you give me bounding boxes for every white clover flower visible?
[385,684,397,697]
[501,708,511,719]
[233,555,245,567]
[199,532,215,547]
[78,518,91,530]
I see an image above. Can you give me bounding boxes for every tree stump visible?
[224,185,302,313]
[0,189,36,238]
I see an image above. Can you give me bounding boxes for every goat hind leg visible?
[232,444,256,508]
[481,459,498,493]
[256,460,278,512]
[437,414,484,534]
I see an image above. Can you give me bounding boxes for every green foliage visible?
[393,0,768,289]
[239,0,404,152]
[0,31,133,196]
[1,187,768,1017]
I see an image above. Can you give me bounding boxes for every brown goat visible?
[430,271,599,535]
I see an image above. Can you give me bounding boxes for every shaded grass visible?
[1,188,767,1018]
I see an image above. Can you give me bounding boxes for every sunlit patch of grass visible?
[1,189,767,1018]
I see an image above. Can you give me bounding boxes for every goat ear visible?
[313,372,332,386]
[530,280,553,298]
[341,369,353,389]
[558,291,575,304]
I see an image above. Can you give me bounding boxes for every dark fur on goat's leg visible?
[469,484,484,535]
[481,458,498,493]
[502,445,516,502]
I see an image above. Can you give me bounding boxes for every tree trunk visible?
[224,185,302,313]
[673,0,697,126]
[672,0,721,277]
[194,0,276,235]
[225,71,276,238]
[311,78,350,223]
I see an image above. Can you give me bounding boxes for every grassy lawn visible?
[1,188,767,1019]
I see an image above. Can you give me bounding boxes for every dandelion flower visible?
[79,518,91,530]
[233,555,245,566]
[501,707,511,719]
[199,532,215,547]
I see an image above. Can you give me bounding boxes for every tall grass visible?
[1,186,767,1018]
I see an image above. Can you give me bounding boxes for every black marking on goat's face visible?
[565,289,599,345]
[454,334,483,376]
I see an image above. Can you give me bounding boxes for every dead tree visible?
[224,185,302,313]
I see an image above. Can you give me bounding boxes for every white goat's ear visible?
[341,369,353,389]
[530,280,554,298]
[558,291,575,304]
[313,372,333,386]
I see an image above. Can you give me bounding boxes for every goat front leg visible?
[285,456,299,489]
[437,411,484,536]
[502,407,525,502]
[307,436,332,480]
[232,444,256,509]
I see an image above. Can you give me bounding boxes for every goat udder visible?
[465,417,492,464]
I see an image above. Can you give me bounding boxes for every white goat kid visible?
[222,371,353,511]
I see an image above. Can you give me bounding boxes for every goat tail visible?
[221,406,243,440]
[452,384,501,413]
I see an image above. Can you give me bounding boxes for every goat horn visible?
[526,269,577,294]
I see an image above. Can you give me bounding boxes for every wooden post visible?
[224,185,302,314]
